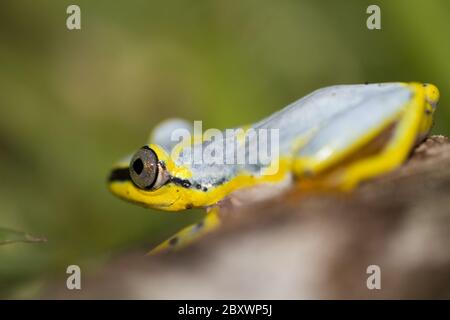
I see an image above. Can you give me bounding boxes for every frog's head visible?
[108,144,202,211]
[418,83,440,138]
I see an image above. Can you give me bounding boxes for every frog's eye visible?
[129,146,166,190]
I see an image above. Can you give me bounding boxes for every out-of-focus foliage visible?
[0,227,46,245]
[0,0,449,298]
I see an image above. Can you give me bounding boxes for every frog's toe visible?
[423,83,440,108]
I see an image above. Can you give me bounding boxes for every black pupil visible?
[133,158,144,175]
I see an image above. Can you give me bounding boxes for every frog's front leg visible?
[147,206,221,255]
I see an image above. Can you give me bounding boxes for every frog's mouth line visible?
[109,166,183,208]
[111,184,181,210]
[163,194,181,208]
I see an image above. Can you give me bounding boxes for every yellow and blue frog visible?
[108,82,439,254]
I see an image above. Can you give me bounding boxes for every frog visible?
[108,82,439,254]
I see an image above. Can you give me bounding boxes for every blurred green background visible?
[0,0,449,298]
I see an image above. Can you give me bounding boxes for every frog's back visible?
[177,83,413,187]
[253,83,412,154]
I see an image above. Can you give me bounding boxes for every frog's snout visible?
[423,83,440,109]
